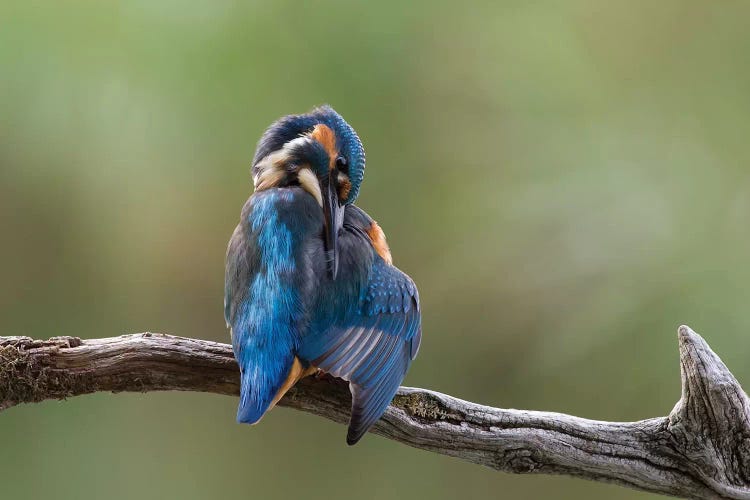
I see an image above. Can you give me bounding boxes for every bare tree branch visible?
[1,325,749,498]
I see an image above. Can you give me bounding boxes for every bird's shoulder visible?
[333,204,420,317]
[342,205,391,264]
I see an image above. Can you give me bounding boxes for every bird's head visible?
[250,105,365,279]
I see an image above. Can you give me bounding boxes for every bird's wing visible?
[301,256,421,445]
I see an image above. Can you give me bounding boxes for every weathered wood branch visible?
[1,326,749,499]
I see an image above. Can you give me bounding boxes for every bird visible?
[224,105,421,445]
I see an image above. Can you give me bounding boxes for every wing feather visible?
[302,259,421,444]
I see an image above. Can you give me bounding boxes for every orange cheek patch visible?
[367,221,393,265]
[338,177,352,201]
[309,124,338,170]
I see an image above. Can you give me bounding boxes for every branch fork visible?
[1,325,749,499]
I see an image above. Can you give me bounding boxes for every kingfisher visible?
[224,106,421,445]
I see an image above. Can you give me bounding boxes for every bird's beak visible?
[322,172,344,279]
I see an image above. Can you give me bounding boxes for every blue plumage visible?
[225,106,421,444]
[296,204,421,444]
[226,189,317,424]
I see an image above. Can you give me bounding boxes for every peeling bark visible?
[1,326,749,499]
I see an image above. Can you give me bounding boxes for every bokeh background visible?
[2,1,749,499]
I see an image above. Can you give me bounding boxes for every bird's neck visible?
[246,187,323,252]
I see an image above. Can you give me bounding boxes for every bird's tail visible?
[237,355,312,424]
[237,374,274,425]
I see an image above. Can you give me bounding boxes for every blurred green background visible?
[2,1,749,498]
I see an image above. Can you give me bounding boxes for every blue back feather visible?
[226,189,321,424]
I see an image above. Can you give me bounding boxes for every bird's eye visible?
[335,156,348,171]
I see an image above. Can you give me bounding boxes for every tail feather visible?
[237,355,314,425]
[236,354,294,425]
